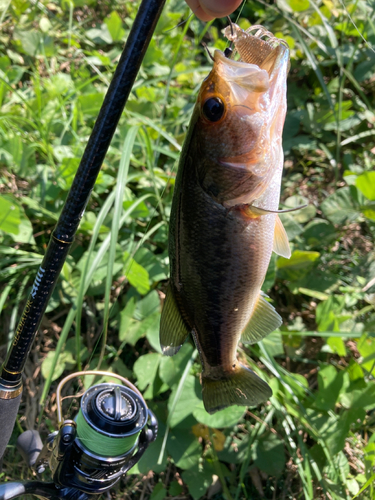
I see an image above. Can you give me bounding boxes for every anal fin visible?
[241,293,282,344]
[273,215,291,258]
[160,284,190,356]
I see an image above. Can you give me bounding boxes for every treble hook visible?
[202,42,214,62]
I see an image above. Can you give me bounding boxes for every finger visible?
[185,0,215,21]
[199,0,243,18]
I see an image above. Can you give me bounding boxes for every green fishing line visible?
[76,410,140,457]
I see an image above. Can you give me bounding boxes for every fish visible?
[160,23,291,414]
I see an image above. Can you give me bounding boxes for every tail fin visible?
[202,364,272,414]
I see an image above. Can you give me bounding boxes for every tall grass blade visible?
[98,125,138,368]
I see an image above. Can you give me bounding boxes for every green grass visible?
[0,0,375,499]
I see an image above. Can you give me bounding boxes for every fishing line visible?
[163,12,194,33]
[235,0,246,23]
[337,0,375,53]
[223,0,246,55]
[202,41,215,61]
[75,409,139,456]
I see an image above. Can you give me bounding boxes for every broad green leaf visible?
[364,442,375,467]
[324,408,365,455]
[217,432,249,464]
[169,481,183,496]
[357,334,375,376]
[85,25,112,44]
[340,384,375,411]
[284,195,316,223]
[133,352,161,391]
[351,472,375,499]
[0,195,21,235]
[13,29,42,56]
[168,373,201,428]
[104,11,125,42]
[302,219,336,248]
[119,313,158,346]
[137,413,167,474]
[78,93,105,117]
[326,336,347,356]
[315,295,345,331]
[356,171,375,201]
[41,350,75,381]
[149,483,167,500]
[123,199,150,219]
[58,158,80,190]
[321,187,360,225]
[347,358,364,382]
[262,252,277,292]
[181,463,213,500]
[64,337,89,364]
[292,270,338,295]
[253,433,286,477]
[119,297,137,338]
[277,250,320,281]
[279,212,304,240]
[287,0,310,11]
[8,214,35,244]
[146,315,163,354]
[283,134,317,154]
[167,429,201,469]
[45,73,74,97]
[159,343,194,388]
[134,290,160,320]
[262,331,284,357]
[193,403,245,428]
[123,251,150,295]
[135,247,167,283]
[314,365,343,411]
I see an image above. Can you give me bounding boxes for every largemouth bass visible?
[160,24,291,414]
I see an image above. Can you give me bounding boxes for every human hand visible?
[185,0,243,21]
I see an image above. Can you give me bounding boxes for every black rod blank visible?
[0,0,166,460]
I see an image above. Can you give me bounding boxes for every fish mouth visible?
[214,24,290,94]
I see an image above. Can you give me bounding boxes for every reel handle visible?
[16,430,43,468]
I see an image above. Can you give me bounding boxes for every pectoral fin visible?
[273,215,291,258]
[241,293,282,344]
[160,284,190,356]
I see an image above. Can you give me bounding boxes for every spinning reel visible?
[0,371,157,500]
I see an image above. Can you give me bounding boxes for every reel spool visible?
[42,371,157,494]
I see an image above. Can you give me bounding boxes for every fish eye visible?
[202,97,225,122]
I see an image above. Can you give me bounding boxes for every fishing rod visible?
[0,0,165,495]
